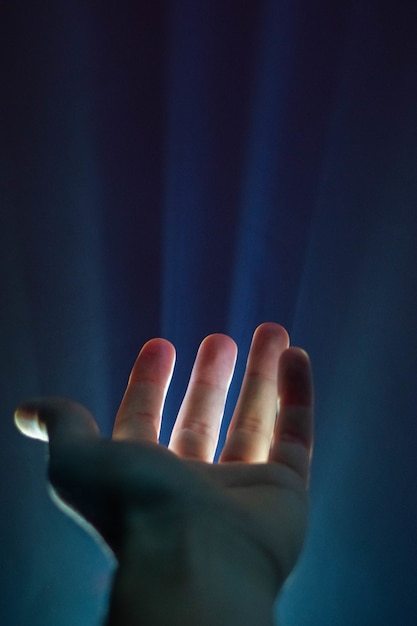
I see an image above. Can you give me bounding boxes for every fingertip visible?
[279,347,313,407]
[14,397,99,443]
[129,338,177,385]
[253,322,290,350]
[189,333,238,390]
[281,346,311,365]
[199,333,238,361]
[138,338,177,372]
[14,404,49,441]
[141,337,176,358]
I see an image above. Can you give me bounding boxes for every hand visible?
[15,323,313,625]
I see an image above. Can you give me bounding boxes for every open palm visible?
[15,323,313,592]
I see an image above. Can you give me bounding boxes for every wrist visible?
[106,502,278,626]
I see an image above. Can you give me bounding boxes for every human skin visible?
[15,322,314,626]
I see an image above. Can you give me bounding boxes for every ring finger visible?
[219,323,289,463]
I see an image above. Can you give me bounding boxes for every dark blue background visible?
[1,1,417,624]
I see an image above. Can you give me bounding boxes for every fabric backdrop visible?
[1,1,417,625]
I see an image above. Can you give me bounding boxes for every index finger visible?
[113,338,176,442]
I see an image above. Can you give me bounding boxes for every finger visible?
[219,323,289,463]
[269,348,314,483]
[113,338,176,442]
[14,397,100,443]
[168,334,237,461]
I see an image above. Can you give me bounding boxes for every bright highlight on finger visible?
[113,338,176,442]
[14,405,49,441]
[14,398,100,443]
[169,334,238,461]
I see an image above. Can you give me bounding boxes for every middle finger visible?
[168,334,237,461]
